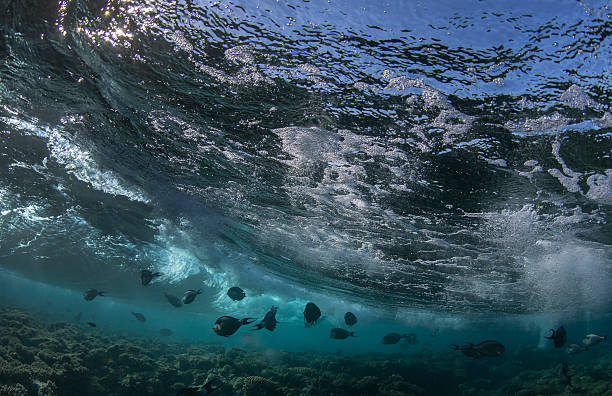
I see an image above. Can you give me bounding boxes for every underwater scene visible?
[0,0,611,395]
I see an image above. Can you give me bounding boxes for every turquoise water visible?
[0,0,611,394]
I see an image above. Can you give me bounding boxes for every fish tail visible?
[350,332,357,337]
[251,323,265,331]
[197,289,202,294]
[153,272,162,277]
[241,318,256,325]
[98,291,105,296]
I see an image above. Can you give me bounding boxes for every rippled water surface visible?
[0,0,611,319]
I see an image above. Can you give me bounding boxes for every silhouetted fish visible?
[87,322,96,327]
[304,302,321,327]
[227,287,246,301]
[164,293,182,307]
[252,306,278,331]
[545,326,567,348]
[140,270,162,286]
[177,378,222,395]
[344,312,357,326]
[330,328,356,339]
[213,316,255,337]
[382,333,408,345]
[131,312,146,322]
[182,289,201,304]
[452,340,505,358]
[83,289,104,301]
[159,329,173,336]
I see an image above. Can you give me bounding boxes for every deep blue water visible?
[0,0,611,368]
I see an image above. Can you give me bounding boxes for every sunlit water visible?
[0,0,610,388]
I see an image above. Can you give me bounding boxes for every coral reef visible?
[0,309,610,395]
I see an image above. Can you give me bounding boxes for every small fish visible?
[87,322,96,327]
[566,343,586,354]
[164,292,182,307]
[140,270,162,286]
[177,378,223,395]
[304,302,321,327]
[545,326,567,348]
[452,340,505,358]
[560,362,573,388]
[213,316,255,337]
[582,333,607,347]
[83,289,104,301]
[159,329,173,336]
[382,333,409,345]
[252,306,278,331]
[182,289,202,305]
[227,286,246,301]
[344,312,357,326]
[330,328,356,339]
[131,312,146,322]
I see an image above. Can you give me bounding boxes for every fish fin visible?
[197,289,202,294]
[251,323,265,331]
[98,291,105,296]
[350,332,357,337]
[153,272,162,277]
[241,318,256,325]
[176,387,200,394]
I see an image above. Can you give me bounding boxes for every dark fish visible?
[304,302,321,327]
[252,306,278,331]
[330,328,356,339]
[344,312,357,326]
[227,286,246,301]
[164,292,182,307]
[177,378,223,395]
[83,289,104,301]
[560,362,573,388]
[131,312,146,322]
[140,270,162,286]
[213,316,255,337]
[473,340,505,357]
[452,340,505,358]
[382,333,408,345]
[182,289,202,305]
[87,322,96,327]
[545,326,567,348]
[451,343,481,359]
[159,329,173,336]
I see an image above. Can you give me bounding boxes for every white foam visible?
[560,84,594,109]
[2,117,149,203]
[548,140,583,193]
[585,170,612,205]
